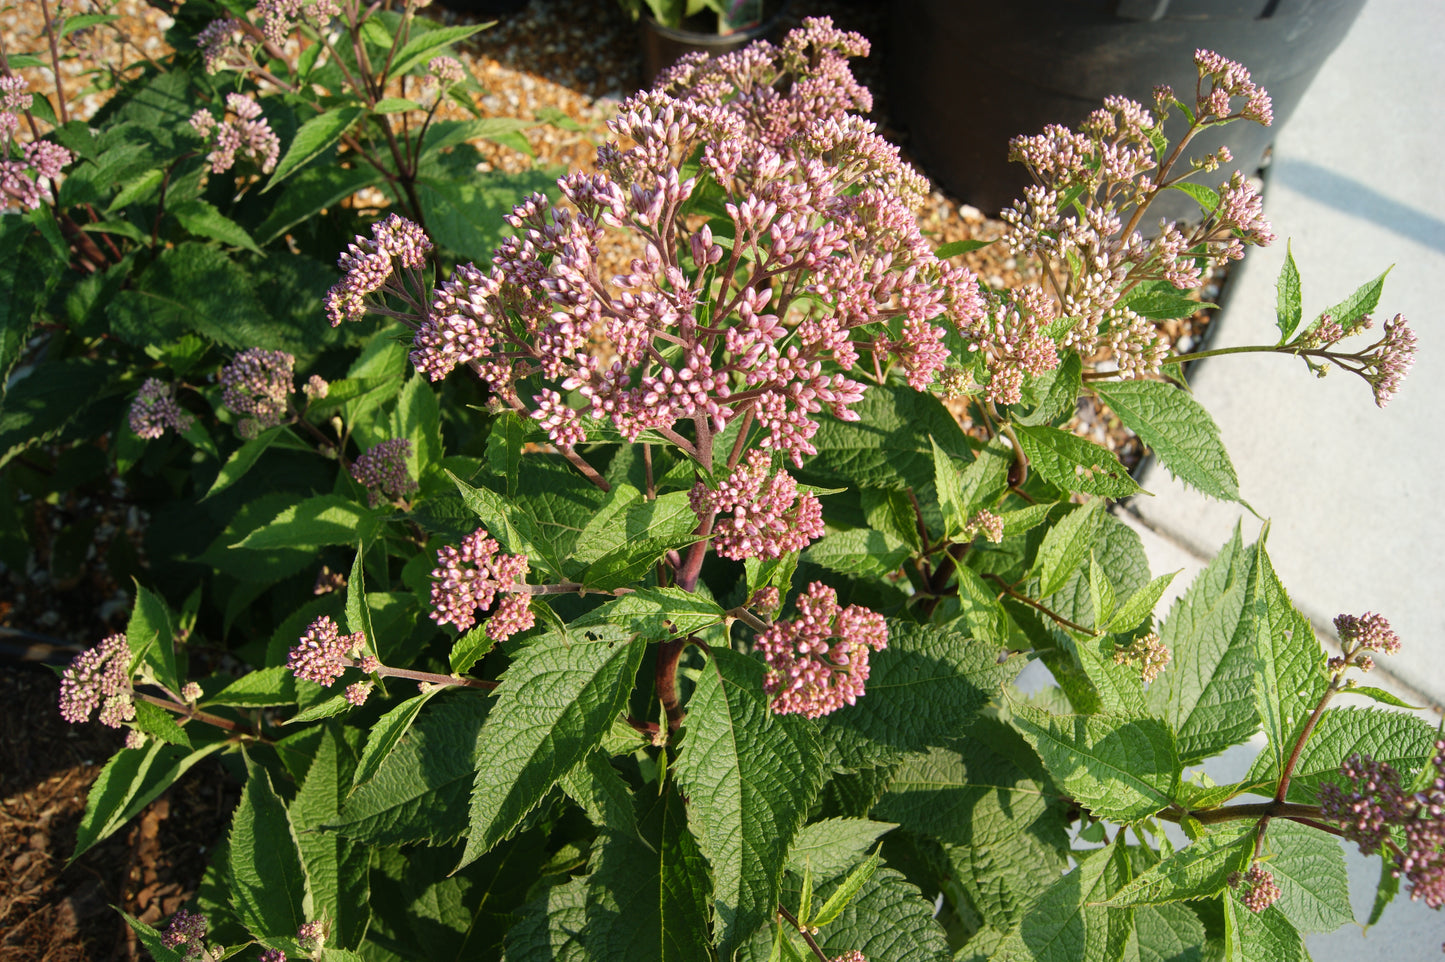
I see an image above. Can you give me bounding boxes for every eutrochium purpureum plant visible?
[44,17,1436,962]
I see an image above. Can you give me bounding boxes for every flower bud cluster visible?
[404,18,984,469]
[350,438,418,506]
[1318,740,1445,909]
[1113,632,1171,683]
[219,348,294,434]
[963,509,1005,544]
[189,93,279,175]
[428,55,465,85]
[1366,315,1418,408]
[287,615,366,687]
[1236,863,1281,913]
[1000,51,1277,382]
[428,527,534,641]
[1,77,72,213]
[830,952,868,962]
[325,213,434,326]
[756,582,888,718]
[195,18,250,74]
[58,633,135,728]
[129,378,194,439]
[690,450,824,560]
[1333,611,1401,656]
[161,909,216,962]
[253,0,341,46]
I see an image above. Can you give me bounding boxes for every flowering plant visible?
[25,14,1437,962]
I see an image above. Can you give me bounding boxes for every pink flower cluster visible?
[1367,315,1418,408]
[405,18,983,470]
[129,378,194,439]
[428,55,465,85]
[1318,741,1445,909]
[963,509,1004,544]
[999,51,1278,387]
[189,93,279,175]
[755,582,888,719]
[690,450,824,560]
[219,347,294,435]
[1113,632,1172,683]
[830,953,867,962]
[325,213,434,326]
[350,438,418,506]
[161,909,210,961]
[428,528,534,641]
[58,634,135,728]
[1,78,72,213]
[254,0,341,45]
[1235,864,1281,913]
[287,616,366,687]
[1334,610,1402,656]
[195,18,250,74]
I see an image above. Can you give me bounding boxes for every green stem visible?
[983,573,1098,636]
[776,905,829,962]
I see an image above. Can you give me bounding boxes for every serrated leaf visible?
[449,623,494,675]
[1250,541,1327,775]
[1015,424,1141,499]
[1315,264,1392,338]
[933,435,970,537]
[170,198,263,254]
[1169,182,1219,216]
[1123,902,1205,962]
[1106,571,1177,633]
[560,750,643,844]
[351,687,441,793]
[459,625,645,868]
[804,527,912,578]
[72,742,215,859]
[127,581,180,692]
[1092,380,1238,502]
[233,494,378,550]
[106,243,279,350]
[265,106,365,191]
[1262,820,1352,934]
[936,238,994,257]
[569,586,726,639]
[1124,288,1213,322]
[1221,891,1306,962]
[1016,354,1083,426]
[820,621,1022,769]
[120,912,187,962]
[1145,528,1263,765]
[208,666,297,707]
[254,164,382,245]
[810,846,881,927]
[1034,499,1104,598]
[448,467,589,579]
[1346,685,1423,709]
[800,867,950,962]
[129,700,192,748]
[1105,826,1253,907]
[372,96,422,114]
[1090,553,1119,627]
[291,725,370,948]
[1246,706,1439,803]
[582,532,699,590]
[990,839,1133,962]
[1011,703,1179,822]
[1066,633,1147,717]
[344,544,376,655]
[674,647,826,959]
[1275,242,1302,343]
[203,425,287,499]
[506,875,589,961]
[388,23,488,78]
[229,754,311,939]
[1367,854,1399,928]
[285,693,353,725]
[332,693,490,845]
[786,818,897,878]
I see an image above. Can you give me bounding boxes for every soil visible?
[0,1,1226,957]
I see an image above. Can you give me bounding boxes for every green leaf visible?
[990,839,1133,962]
[72,742,213,859]
[936,238,994,257]
[127,581,180,692]
[506,875,589,961]
[1034,499,1104,598]
[344,545,376,653]
[786,819,897,878]
[254,164,382,245]
[1346,685,1423,709]
[332,693,490,845]
[459,625,645,868]
[1123,288,1213,322]
[1092,380,1238,502]
[1106,571,1178,634]
[448,468,560,578]
[1145,528,1263,766]
[1015,354,1083,427]
[420,116,539,154]
[0,217,63,403]
[1090,553,1119,626]
[129,700,192,749]
[203,425,287,499]
[1122,903,1205,962]
[1367,854,1399,928]
[390,372,442,477]
[809,845,881,927]
[0,356,122,470]
[372,96,422,114]
[1250,541,1327,775]
[570,586,727,639]
[821,621,1022,769]
[1105,826,1253,907]
[449,623,495,675]
[418,161,559,262]
[1011,703,1179,822]
[932,435,971,537]
[1246,707,1439,803]
[804,527,912,579]
[119,912,187,962]
[1275,242,1302,344]
[105,165,165,212]
[208,666,297,707]
[560,749,643,842]
[59,12,122,35]
[1315,264,1392,338]
[388,23,488,78]
[232,494,378,550]
[1262,820,1352,934]
[794,867,950,962]
[290,725,370,948]
[1169,182,1220,216]
[1221,891,1306,962]
[265,107,365,191]
[1014,424,1142,499]
[285,693,353,725]
[228,754,312,939]
[170,198,263,254]
[351,687,441,793]
[581,532,700,590]
[674,647,826,959]
[106,243,276,350]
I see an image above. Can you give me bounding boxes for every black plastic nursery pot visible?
[887,0,1368,219]
[638,1,789,88]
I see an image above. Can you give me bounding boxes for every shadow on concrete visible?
[1274,159,1445,254]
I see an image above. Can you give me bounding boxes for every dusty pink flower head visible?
[287,615,365,687]
[191,93,279,174]
[161,909,208,954]
[690,451,824,561]
[1239,863,1280,913]
[428,528,534,641]
[1194,49,1273,126]
[1,137,72,213]
[258,950,287,962]
[1368,315,1417,408]
[124,729,147,750]
[428,55,465,85]
[1334,611,1401,655]
[326,214,434,325]
[254,0,340,45]
[351,438,418,506]
[830,953,867,962]
[59,634,135,727]
[296,919,327,950]
[220,348,294,431]
[1114,632,1171,683]
[195,18,249,73]
[129,379,194,439]
[963,509,1004,544]
[756,582,888,719]
[344,681,373,706]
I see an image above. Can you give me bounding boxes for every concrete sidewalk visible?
[1123,0,1445,955]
